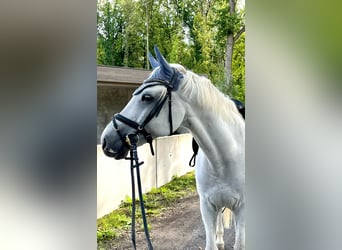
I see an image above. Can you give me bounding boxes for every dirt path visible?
[104,192,235,250]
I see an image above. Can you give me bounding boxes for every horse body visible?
[101,46,245,250]
[177,72,245,250]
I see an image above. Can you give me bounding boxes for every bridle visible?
[111,68,181,250]
[112,68,181,156]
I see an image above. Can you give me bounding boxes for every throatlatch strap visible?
[189,98,245,167]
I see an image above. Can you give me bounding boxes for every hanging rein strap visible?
[188,138,200,167]
[125,134,153,250]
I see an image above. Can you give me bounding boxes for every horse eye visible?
[141,94,154,103]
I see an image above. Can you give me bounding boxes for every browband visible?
[133,68,181,96]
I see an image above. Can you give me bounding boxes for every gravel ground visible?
[101,192,235,250]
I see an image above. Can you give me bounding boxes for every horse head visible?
[101,46,186,159]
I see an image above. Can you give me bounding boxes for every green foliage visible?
[97,0,245,101]
[231,33,245,102]
[97,207,131,242]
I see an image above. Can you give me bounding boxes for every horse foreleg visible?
[216,209,224,250]
[233,205,245,250]
[200,197,219,250]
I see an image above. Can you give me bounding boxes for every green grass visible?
[97,171,196,246]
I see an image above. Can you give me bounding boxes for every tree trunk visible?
[146,1,150,70]
[225,33,234,85]
[124,26,129,67]
[225,0,236,86]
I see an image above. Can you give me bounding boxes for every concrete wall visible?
[97,134,194,218]
[97,85,136,144]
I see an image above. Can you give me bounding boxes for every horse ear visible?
[148,52,159,69]
[154,45,173,77]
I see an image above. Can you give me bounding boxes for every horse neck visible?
[183,104,245,171]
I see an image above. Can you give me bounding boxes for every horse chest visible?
[196,173,240,208]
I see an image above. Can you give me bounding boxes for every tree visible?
[97,1,125,65]
[97,0,245,101]
[212,0,244,94]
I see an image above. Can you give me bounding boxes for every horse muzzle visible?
[101,127,130,160]
[102,137,129,159]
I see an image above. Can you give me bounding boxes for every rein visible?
[112,69,180,250]
[125,134,153,250]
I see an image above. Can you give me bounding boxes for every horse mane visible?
[171,64,242,124]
